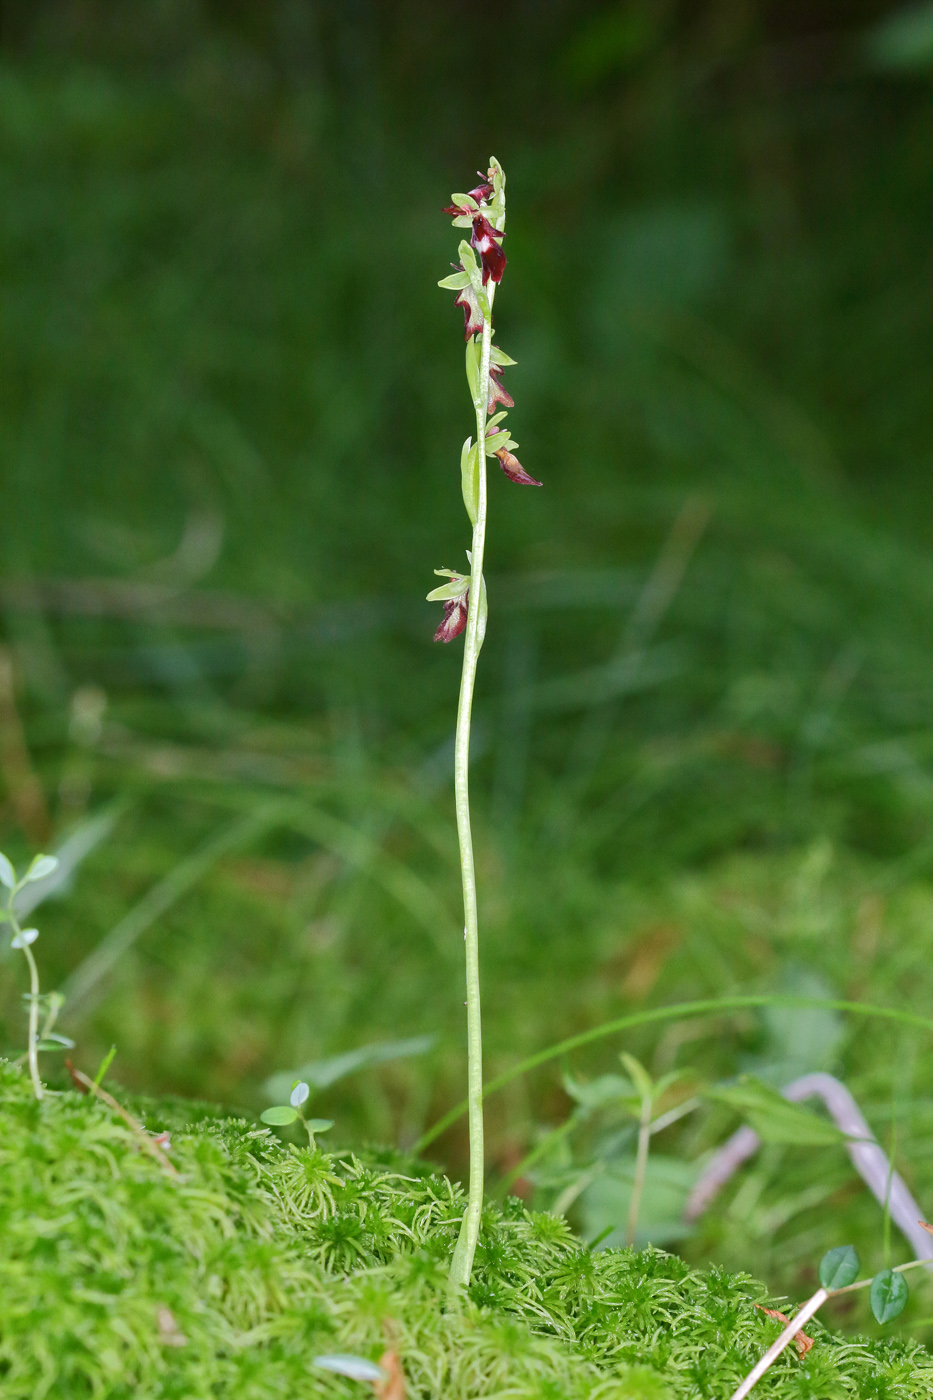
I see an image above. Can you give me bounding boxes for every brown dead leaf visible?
[373,1350,405,1400]
[754,1304,814,1358]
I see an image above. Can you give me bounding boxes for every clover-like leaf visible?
[24,855,58,883]
[37,1034,76,1052]
[0,852,15,889]
[289,1081,310,1108]
[870,1268,909,1324]
[11,928,39,949]
[260,1105,299,1126]
[306,1118,334,1134]
[819,1244,860,1291]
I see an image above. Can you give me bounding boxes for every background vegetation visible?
[2,0,933,1342]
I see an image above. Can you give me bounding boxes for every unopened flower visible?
[471,215,506,285]
[496,447,541,487]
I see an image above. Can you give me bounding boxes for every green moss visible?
[0,1063,930,1399]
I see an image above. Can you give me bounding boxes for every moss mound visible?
[1,1065,931,1399]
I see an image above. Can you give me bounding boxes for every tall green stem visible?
[18,931,43,1101]
[448,287,496,1298]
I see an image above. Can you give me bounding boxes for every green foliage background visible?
[3,0,933,1340]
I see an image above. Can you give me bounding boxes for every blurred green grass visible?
[3,0,933,1330]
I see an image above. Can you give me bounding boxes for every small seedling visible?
[433,158,538,1297]
[730,1239,923,1400]
[260,1079,333,1147]
[0,849,72,1100]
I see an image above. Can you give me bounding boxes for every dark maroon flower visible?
[496,448,542,487]
[467,173,495,203]
[471,215,506,285]
[486,364,514,413]
[434,593,469,643]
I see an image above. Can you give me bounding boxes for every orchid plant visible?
[430,159,540,1296]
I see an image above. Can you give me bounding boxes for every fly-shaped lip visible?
[471,215,506,285]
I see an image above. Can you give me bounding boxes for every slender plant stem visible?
[448,283,496,1298]
[626,1091,653,1247]
[21,939,43,1101]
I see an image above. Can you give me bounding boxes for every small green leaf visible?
[0,853,15,889]
[37,1037,75,1052]
[870,1268,909,1323]
[25,855,58,883]
[461,440,479,524]
[260,1105,299,1126]
[819,1244,860,1290]
[306,1118,334,1133]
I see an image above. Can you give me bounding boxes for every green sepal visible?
[489,345,517,367]
[870,1269,909,1323]
[438,270,470,291]
[261,1105,299,1126]
[484,430,512,456]
[451,214,473,229]
[450,193,479,213]
[431,576,473,604]
[460,439,480,523]
[486,410,509,431]
[465,340,480,404]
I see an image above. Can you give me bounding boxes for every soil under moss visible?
[1,1063,930,1400]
